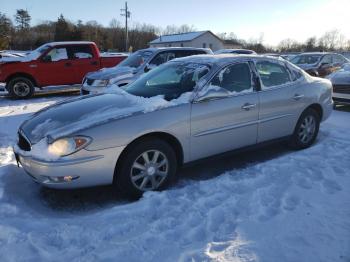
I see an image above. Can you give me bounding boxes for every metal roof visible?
[149,31,211,44]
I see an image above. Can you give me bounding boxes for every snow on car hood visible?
[20,89,192,146]
[0,51,40,63]
[85,66,136,81]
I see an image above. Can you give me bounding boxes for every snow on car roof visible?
[171,54,286,65]
[149,31,208,44]
[47,41,96,46]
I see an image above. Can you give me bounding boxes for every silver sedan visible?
[14,55,333,198]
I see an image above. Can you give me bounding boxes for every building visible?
[149,31,241,51]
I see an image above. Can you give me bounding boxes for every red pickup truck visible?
[0,41,127,98]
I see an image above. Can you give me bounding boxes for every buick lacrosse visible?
[14,55,333,197]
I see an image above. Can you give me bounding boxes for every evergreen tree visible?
[14,9,31,30]
[54,14,70,41]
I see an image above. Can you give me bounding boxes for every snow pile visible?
[0,96,350,261]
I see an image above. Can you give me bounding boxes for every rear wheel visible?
[115,138,177,198]
[7,77,34,99]
[289,108,320,149]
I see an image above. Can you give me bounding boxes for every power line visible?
[120,2,131,52]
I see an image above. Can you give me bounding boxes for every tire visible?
[115,138,178,198]
[289,108,320,149]
[7,77,35,99]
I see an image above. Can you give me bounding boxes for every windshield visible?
[24,44,51,60]
[125,61,210,100]
[291,54,321,65]
[118,50,153,68]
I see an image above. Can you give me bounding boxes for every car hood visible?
[20,90,192,145]
[85,66,136,80]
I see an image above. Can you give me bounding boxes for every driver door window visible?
[46,48,68,61]
[209,63,253,93]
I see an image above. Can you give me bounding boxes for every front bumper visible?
[14,146,125,189]
[333,92,350,105]
[81,84,107,95]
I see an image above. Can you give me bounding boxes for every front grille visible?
[18,131,31,151]
[86,78,94,86]
[333,84,350,94]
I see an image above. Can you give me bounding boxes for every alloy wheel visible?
[298,115,316,144]
[130,150,169,191]
[13,82,31,97]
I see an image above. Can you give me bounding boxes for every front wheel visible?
[289,108,320,149]
[115,138,178,198]
[7,77,35,99]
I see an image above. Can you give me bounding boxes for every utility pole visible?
[121,2,131,52]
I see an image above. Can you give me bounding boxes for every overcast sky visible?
[2,0,350,46]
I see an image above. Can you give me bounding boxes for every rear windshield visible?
[291,55,321,65]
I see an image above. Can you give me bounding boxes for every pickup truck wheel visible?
[7,77,34,99]
[115,138,177,199]
[289,108,320,150]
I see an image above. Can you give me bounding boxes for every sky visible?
[2,0,350,46]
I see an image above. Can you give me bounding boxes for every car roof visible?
[140,47,212,53]
[171,54,286,65]
[47,41,96,46]
[297,52,332,56]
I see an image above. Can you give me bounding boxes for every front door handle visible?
[90,61,98,65]
[65,62,72,67]
[241,103,256,111]
[292,94,304,100]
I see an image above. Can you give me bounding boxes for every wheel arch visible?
[5,73,38,88]
[306,103,323,120]
[114,132,184,182]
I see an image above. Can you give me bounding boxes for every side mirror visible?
[42,55,52,62]
[144,63,156,73]
[195,86,230,102]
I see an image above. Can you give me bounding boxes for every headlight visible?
[48,136,92,157]
[93,79,109,87]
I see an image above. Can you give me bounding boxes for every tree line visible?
[0,9,349,53]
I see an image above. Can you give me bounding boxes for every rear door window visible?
[68,45,93,59]
[256,61,291,88]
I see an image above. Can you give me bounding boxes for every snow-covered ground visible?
[0,95,349,262]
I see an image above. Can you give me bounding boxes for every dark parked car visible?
[326,63,350,106]
[290,52,349,77]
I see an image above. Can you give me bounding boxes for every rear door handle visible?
[292,94,304,100]
[65,62,72,67]
[90,61,98,65]
[241,103,256,111]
